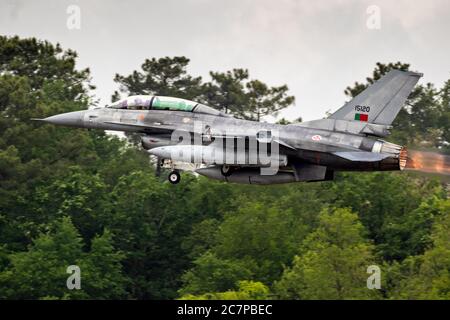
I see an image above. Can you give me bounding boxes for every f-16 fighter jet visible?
[34,70,422,185]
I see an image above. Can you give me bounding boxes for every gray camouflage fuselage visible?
[37,69,421,184]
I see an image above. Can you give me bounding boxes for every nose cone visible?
[42,110,85,127]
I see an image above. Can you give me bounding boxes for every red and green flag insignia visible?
[354,113,368,122]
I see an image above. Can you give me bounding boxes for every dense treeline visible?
[0,36,449,299]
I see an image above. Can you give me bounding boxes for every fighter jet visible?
[34,70,422,185]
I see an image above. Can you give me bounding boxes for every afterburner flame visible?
[406,150,450,175]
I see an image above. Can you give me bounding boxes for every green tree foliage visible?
[179,251,253,296]
[274,208,380,300]
[329,172,444,261]
[179,181,331,296]
[0,36,93,93]
[80,229,128,299]
[113,58,295,121]
[211,202,311,283]
[32,166,109,241]
[276,117,302,125]
[204,69,295,120]
[245,80,295,121]
[0,216,84,299]
[204,68,250,115]
[113,56,204,101]
[0,36,146,298]
[0,35,108,252]
[0,217,126,299]
[103,170,193,298]
[180,281,270,300]
[387,198,450,299]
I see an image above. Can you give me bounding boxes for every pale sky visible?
[1,0,449,121]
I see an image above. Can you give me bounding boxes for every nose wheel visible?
[168,171,181,184]
[220,165,233,177]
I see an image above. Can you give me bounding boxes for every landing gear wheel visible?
[220,165,233,177]
[168,171,180,184]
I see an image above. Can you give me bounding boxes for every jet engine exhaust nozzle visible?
[372,141,407,171]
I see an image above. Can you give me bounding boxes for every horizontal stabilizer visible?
[333,151,390,162]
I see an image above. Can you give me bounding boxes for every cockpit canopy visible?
[107,95,229,117]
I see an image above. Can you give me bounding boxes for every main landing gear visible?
[168,171,181,184]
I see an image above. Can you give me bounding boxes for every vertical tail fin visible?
[329,70,422,125]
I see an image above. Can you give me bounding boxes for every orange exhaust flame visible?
[405,150,450,176]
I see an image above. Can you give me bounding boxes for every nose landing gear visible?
[220,165,234,177]
[168,171,181,184]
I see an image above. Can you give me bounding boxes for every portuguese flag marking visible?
[354,113,368,122]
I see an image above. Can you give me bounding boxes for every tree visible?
[0,217,127,299]
[114,58,295,121]
[113,56,204,102]
[329,172,443,261]
[32,166,109,242]
[0,216,85,299]
[205,68,295,120]
[0,36,93,94]
[180,281,270,300]
[275,208,380,299]
[0,36,105,252]
[388,198,450,299]
[246,80,295,121]
[102,170,218,299]
[80,229,128,299]
[179,251,253,296]
[204,68,250,115]
[212,202,311,284]
[181,218,220,260]
[276,117,302,125]
[0,36,135,299]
